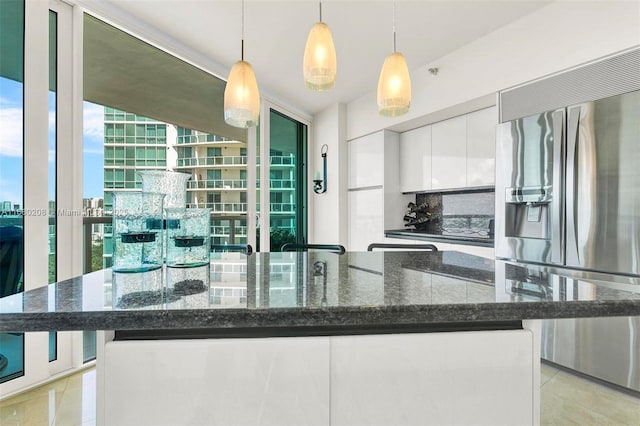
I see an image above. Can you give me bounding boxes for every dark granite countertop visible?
[385,229,494,247]
[1,251,639,334]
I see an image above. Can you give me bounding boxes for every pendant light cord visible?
[319,1,323,22]
[392,1,397,53]
[241,0,245,61]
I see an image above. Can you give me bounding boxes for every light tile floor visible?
[1,367,96,426]
[1,362,639,425]
[541,362,640,425]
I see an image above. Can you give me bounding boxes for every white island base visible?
[97,321,540,426]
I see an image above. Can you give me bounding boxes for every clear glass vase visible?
[112,269,164,310]
[137,170,191,208]
[111,192,165,272]
[165,208,211,268]
[165,264,210,309]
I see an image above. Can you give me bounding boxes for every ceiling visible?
[97,0,552,117]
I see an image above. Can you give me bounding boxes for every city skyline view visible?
[1,76,304,257]
[0,86,106,206]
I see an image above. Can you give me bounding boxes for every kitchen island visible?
[2,251,640,425]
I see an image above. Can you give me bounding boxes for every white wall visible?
[346,0,640,140]
[310,104,347,246]
[311,1,639,242]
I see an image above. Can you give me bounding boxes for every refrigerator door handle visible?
[551,110,565,264]
[565,106,581,265]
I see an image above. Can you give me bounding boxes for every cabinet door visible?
[431,115,467,189]
[348,188,384,251]
[331,332,534,426]
[103,337,330,425]
[348,131,384,189]
[399,126,431,192]
[466,107,496,186]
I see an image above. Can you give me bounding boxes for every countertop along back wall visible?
[310,0,640,246]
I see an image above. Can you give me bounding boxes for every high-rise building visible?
[102,107,171,267]
[265,148,297,244]
[173,127,298,247]
[83,197,104,216]
[82,198,105,241]
[173,127,248,245]
[102,107,172,211]
[101,107,297,262]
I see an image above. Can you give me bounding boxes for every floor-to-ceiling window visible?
[0,0,25,384]
[48,7,58,364]
[1,0,78,396]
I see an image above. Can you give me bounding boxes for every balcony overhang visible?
[83,14,247,142]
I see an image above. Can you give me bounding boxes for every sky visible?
[0,76,105,206]
[0,78,23,207]
[83,101,105,198]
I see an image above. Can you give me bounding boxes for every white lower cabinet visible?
[102,337,330,426]
[100,327,539,426]
[330,331,535,426]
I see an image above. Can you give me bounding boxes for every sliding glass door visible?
[268,109,308,250]
[257,103,309,251]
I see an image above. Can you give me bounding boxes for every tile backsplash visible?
[415,190,495,235]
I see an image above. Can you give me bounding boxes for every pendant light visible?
[303,2,337,91]
[224,0,260,128]
[377,2,411,117]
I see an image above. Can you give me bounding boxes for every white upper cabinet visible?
[348,131,384,189]
[431,115,467,190]
[399,106,497,192]
[466,107,496,186]
[399,126,431,193]
[348,188,384,252]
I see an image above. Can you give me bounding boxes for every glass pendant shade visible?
[224,60,260,128]
[303,22,337,90]
[377,52,411,117]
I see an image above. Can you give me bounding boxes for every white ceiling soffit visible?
[97,0,552,116]
[83,14,247,142]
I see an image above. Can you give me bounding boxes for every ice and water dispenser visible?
[504,188,552,240]
[495,110,563,265]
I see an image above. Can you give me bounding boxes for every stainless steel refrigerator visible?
[495,89,640,393]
